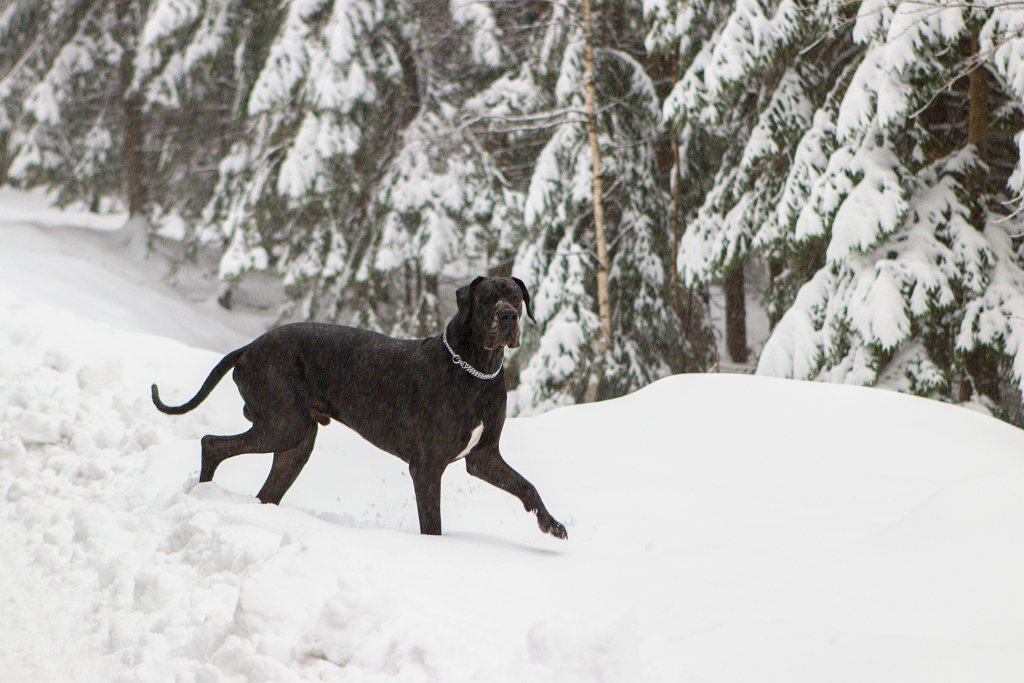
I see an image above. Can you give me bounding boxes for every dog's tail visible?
[151,346,248,415]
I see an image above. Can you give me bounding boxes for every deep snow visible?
[3,195,1024,682]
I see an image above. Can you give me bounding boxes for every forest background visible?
[5,0,1024,423]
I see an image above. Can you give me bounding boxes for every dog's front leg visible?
[410,459,445,535]
[465,447,567,539]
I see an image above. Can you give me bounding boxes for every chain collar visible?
[442,328,502,380]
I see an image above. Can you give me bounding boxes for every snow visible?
[465,67,541,122]
[0,191,267,353]
[826,132,908,261]
[853,0,894,44]
[135,0,233,109]
[958,221,1024,389]
[756,107,835,248]
[512,232,600,414]
[5,193,1024,681]
[451,0,502,67]
[524,124,574,229]
[246,0,323,115]
[685,0,771,111]
[757,267,829,379]
[277,113,337,198]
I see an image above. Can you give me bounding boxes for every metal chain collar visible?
[442,329,502,380]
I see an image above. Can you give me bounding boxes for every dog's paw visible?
[538,513,568,540]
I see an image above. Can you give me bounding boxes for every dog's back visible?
[233,323,490,462]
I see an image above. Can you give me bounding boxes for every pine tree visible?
[199,0,413,320]
[130,0,258,239]
[188,0,518,332]
[359,0,519,337]
[754,2,1024,416]
[14,0,1024,422]
[653,0,835,364]
[0,0,152,219]
[504,0,712,413]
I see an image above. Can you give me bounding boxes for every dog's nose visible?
[497,307,518,323]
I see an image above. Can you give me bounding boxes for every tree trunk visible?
[724,263,749,364]
[122,95,146,217]
[968,26,988,163]
[669,137,685,326]
[669,135,704,364]
[114,0,146,218]
[582,0,612,351]
[0,132,8,187]
[961,24,995,404]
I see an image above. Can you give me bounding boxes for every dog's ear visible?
[454,276,487,327]
[511,277,535,322]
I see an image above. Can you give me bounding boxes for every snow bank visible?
[0,191,269,352]
[3,204,1024,681]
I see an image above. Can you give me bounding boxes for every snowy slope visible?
[0,188,273,353]
[3,201,1024,682]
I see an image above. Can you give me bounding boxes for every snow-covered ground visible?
[3,193,1024,682]
[0,188,278,352]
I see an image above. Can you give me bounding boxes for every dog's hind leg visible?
[198,415,309,484]
[199,429,259,483]
[256,426,317,505]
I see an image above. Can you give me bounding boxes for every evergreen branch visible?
[0,0,99,87]
[907,27,1023,121]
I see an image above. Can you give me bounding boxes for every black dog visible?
[151,276,566,539]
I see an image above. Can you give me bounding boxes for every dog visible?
[151,276,567,539]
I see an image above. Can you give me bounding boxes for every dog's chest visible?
[452,421,484,461]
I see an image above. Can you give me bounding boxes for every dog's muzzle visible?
[490,306,521,349]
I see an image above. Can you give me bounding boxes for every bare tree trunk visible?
[122,94,146,217]
[960,24,991,403]
[671,138,696,352]
[114,0,146,219]
[968,26,989,162]
[582,0,612,350]
[669,137,685,324]
[0,132,8,187]
[724,263,749,364]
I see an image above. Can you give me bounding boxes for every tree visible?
[582,0,612,350]
[198,0,413,320]
[130,0,261,241]
[0,0,152,219]
[653,0,834,364]
[360,0,519,337]
[502,0,713,413]
[161,0,518,333]
[755,2,1024,417]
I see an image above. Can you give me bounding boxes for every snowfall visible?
[2,190,1024,683]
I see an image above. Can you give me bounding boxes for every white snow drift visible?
[2,205,1024,682]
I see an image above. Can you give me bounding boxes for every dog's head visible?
[454,276,534,350]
